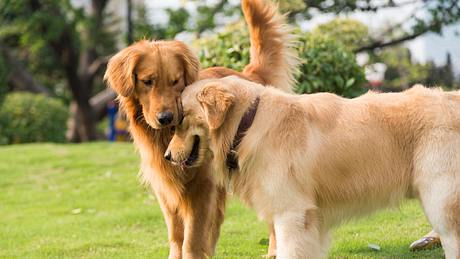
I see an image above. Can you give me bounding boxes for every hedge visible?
[0,92,68,144]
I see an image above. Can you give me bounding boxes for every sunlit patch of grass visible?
[0,143,444,258]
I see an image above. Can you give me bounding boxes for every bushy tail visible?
[242,0,299,93]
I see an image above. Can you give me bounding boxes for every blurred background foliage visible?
[0,54,7,106]
[196,22,250,72]
[368,47,457,91]
[196,20,367,97]
[0,92,68,144]
[296,33,366,97]
[0,0,459,144]
[313,18,370,49]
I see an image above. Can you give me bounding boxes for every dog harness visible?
[226,96,260,170]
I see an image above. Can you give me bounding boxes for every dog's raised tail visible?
[242,0,299,93]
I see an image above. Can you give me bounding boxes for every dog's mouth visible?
[182,135,200,168]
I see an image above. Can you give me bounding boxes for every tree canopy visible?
[148,0,460,52]
[0,0,459,142]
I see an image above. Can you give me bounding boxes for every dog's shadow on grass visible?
[259,238,269,246]
[257,237,443,259]
[332,244,443,259]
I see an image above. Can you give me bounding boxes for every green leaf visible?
[346,78,356,88]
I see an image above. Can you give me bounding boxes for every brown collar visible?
[226,96,260,170]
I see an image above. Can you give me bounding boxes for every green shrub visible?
[313,18,369,49]
[195,22,366,98]
[0,54,7,106]
[296,34,367,97]
[195,22,250,72]
[0,92,68,144]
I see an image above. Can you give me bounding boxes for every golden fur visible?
[167,77,460,259]
[103,0,297,258]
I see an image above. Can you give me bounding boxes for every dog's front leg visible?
[209,186,226,256]
[157,194,185,259]
[182,178,216,259]
[274,208,322,259]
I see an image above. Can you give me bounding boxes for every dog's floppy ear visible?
[104,46,142,97]
[197,83,235,130]
[169,41,200,85]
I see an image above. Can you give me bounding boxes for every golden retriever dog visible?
[166,76,460,259]
[103,0,297,258]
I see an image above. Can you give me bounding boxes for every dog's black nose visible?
[164,151,172,161]
[157,111,174,126]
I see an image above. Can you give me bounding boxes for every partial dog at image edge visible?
[103,0,298,258]
[166,76,460,259]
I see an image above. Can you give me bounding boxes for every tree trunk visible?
[90,88,116,120]
[66,100,98,142]
[127,0,133,44]
[63,0,110,142]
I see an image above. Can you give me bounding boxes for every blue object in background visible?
[107,101,117,142]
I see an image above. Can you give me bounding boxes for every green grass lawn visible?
[0,143,444,258]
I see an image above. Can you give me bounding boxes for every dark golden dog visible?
[104,0,298,258]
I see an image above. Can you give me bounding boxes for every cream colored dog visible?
[166,76,460,259]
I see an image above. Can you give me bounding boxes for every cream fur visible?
[167,77,460,259]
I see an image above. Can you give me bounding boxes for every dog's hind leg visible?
[274,207,322,259]
[443,192,460,259]
[267,223,277,258]
[319,229,331,258]
[415,134,460,259]
[420,183,460,259]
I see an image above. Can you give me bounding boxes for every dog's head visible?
[165,80,236,169]
[104,40,200,129]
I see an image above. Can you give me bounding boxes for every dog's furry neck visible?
[209,85,264,188]
[119,96,200,207]
[226,96,260,170]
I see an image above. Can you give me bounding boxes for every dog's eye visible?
[142,79,154,87]
[172,79,179,85]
